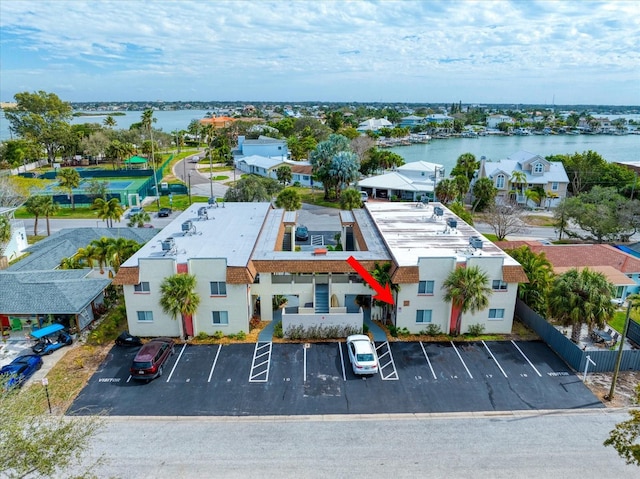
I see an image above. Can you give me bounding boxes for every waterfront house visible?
[486,114,515,129]
[358,161,445,201]
[399,115,425,128]
[356,118,393,133]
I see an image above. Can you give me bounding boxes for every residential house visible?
[424,114,454,124]
[114,202,526,338]
[199,116,236,130]
[476,150,569,208]
[399,115,424,128]
[356,118,393,133]
[237,135,288,159]
[486,114,515,129]
[235,155,287,179]
[358,161,445,201]
[494,241,640,301]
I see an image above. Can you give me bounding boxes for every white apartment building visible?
[115,202,526,338]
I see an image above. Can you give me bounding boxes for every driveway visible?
[69,340,602,416]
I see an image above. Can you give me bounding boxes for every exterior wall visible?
[125,258,180,337]
[242,143,288,158]
[282,310,363,337]
[3,220,28,263]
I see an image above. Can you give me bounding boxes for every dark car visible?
[130,338,175,381]
[295,225,309,241]
[158,207,172,217]
[115,331,143,347]
[0,354,43,390]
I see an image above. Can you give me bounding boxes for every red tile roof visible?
[495,242,640,273]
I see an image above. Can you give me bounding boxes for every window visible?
[303,175,310,181]
[488,309,505,320]
[533,163,544,174]
[551,182,559,191]
[492,280,508,291]
[210,281,227,296]
[496,174,505,188]
[418,280,434,295]
[212,311,229,325]
[134,282,150,293]
[137,311,153,322]
[416,310,432,323]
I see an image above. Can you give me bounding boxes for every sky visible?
[1,0,639,105]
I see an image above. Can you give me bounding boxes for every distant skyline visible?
[1,0,639,106]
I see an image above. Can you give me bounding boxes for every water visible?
[390,133,640,175]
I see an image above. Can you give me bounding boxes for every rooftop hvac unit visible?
[198,207,208,218]
[433,206,444,217]
[447,218,457,228]
[161,237,175,251]
[181,220,193,232]
[469,236,483,249]
[208,197,217,207]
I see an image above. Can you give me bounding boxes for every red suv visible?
[130,338,175,381]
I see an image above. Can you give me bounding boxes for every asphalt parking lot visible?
[69,340,603,416]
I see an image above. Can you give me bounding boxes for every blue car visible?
[0,354,43,390]
[30,323,73,355]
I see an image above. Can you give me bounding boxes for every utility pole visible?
[606,300,632,400]
[209,140,214,200]
[150,121,160,209]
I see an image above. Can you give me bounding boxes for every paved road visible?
[75,411,637,479]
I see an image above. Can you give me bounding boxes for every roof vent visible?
[447,218,457,229]
[161,237,175,251]
[469,236,483,249]
[181,220,193,232]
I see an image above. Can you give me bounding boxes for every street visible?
[77,411,637,478]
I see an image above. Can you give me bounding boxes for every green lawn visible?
[610,309,638,333]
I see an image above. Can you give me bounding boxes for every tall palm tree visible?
[548,268,615,343]
[92,198,123,228]
[40,196,59,236]
[103,115,116,128]
[75,245,98,269]
[159,273,201,339]
[127,211,151,228]
[505,245,553,315]
[442,265,492,335]
[106,237,141,273]
[57,168,81,210]
[90,237,112,274]
[509,170,527,203]
[24,195,48,235]
[141,109,160,207]
[371,262,400,324]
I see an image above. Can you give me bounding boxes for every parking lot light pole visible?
[188,172,192,206]
[606,300,632,400]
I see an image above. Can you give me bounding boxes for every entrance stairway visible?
[315,284,329,313]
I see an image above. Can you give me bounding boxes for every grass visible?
[482,233,500,242]
[610,309,638,333]
[15,206,99,219]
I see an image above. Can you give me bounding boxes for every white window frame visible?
[492,280,508,291]
[212,311,229,325]
[418,280,435,295]
[134,282,150,293]
[210,281,227,296]
[496,174,505,188]
[533,163,544,174]
[551,181,559,191]
[488,309,505,320]
[137,311,153,322]
[416,310,432,323]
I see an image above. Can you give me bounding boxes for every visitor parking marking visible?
[482,340,508,378]
[510,340,542,377]
[166,343,187,382]
[249,342,272,382]
[338,342,347,381]
[450,341,473,379]
[376,342,399,380]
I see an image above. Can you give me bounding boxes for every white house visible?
[359,161,445,201]
[115,202,526,338]
[0,207,28,266]
[486,114,515,129]
[235,155,287,179]
[237,135,288,159]
[356,118,393,132]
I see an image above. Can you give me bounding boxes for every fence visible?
[515,299,640,372]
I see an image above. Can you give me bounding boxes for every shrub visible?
[236,330,246,340]
[363,323,369,334]
[274,321,284,338]
[423,324,442,336]
[283,324,361,340]
[196,331,209,340]
[249,317,261,331]
[466,323,486,336]
[397,327,411,337]
[388,324,398,337]
[213,330,224,340]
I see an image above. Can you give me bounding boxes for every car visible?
[346,334,378,375]
[360,191,369,202]
[158,207,172,217]
[125,206,144,218]
[0,354,43,390]
[115,331,142,347]
[130,338,175,381]
[295,225,309,241]
[31,324,73,355]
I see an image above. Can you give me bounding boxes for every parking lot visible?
[69,340,603,416]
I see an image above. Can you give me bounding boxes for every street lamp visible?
[209,143,214,200]
[150,125,160,209]
[188,172,192,205]
[606,299,633,400]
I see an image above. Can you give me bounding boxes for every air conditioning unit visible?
[198,207,208,218]
[181,220,193,232]
[447,218,457,228]
[433,206,444,217]
[469,236,483,249]
[161,237,175,251]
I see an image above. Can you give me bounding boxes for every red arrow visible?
[346,256,394,305]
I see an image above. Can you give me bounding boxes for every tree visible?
[275,188,301,211]
[105,140,134,170]
[0,376,102,478]
[80,131,109,164]
[505,245,553,314]
[509,170,527,202]
[103,115,116,128]
[224,175,281,202]
[0,177,29,208]
[471,177,498,212]
[328,151,360,199]
[452,175,470,202]
[340,188,364,210]
[40,195,60,236]
[604,382,640,466]
[24,195,49,235]
[56,168,81,210]
[276,165,292,185]
[159,273,201,339]
[547,268,615,343]
[105,237,141,272]
[450,153,479,181]
[86,179,109,201]
[0,215,11,257]
[91,198,123,228]
[310,134,351,200]
[3,90,73,163]
[370,262,400,324]
[128,211,151,228]
[482,204,528,241]
[560,150,610,195]
[90,237,112,274]
[75,245,98,269]
[435,178,457,204]
[442,265,492,335]
[448,201,473,225]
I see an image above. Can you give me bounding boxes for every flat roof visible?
[121,202,272,267]
[364,202,520,267]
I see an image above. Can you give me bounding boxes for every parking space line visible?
[207,344,222,383]
[166,343,187,383]
[338,342,346,381]
[482,340,508,378]
[511,340,542,377]
[303,344,307,382]
[450,341,473,379]
[419,342,437,380]
[375,342,399,380]
[126,375,132,383]
[249,342,272,383]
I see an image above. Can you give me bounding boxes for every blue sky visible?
[1,0,639,105]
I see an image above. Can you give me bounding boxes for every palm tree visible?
[40,196,59,236]
[159,273,201,339]
[0,215,11,257]
[141,109,160,207]
[90,237,112,274]
[75,245,98,269]
[127,211,151,228]
[106,237,141,273]
[59,256,82,269]
[548,268,616,343]
[509,170,527,203]
[24,195,48,235]
[435,178,457,204]
[442,266,492,335]
[505,245,553,314]
[103,115,116,128]
[92,198,123,227]
[371,262,400,324]
[57,168,81,210]
[275,188,302,211]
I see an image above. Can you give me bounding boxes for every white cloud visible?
[0,0,638,104]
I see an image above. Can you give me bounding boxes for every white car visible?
[346,334,378,375]
[360,191,369,202]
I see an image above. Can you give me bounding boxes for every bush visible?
[196,332,209,340]
[363,323,369,334]
[388,324,398,337]
[249,317,261,331]
[466,323,486,336]
[397,327,410,337]
[274,321,284,339]
[422,324,442,336]
[213,330,224,340]
[236,330,246,340]
[283,324,361,340]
